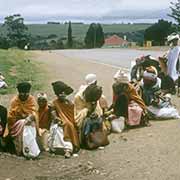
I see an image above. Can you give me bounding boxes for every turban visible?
[51,81,73,95]
[84,84,102,102]
[16,82,31,93]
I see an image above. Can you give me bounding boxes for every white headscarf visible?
[37,92,47,100]
[113,70,129,83]
[85,74,97,85]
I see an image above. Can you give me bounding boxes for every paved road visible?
[54,48,166,69]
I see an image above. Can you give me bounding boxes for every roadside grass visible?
[0,49,45,95]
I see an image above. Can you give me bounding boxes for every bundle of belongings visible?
[81,113,109,149]
[141,66,180,119]
[147,92,180,119]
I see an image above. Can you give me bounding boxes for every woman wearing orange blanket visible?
[8,82,40,157]
[51,81,79,158]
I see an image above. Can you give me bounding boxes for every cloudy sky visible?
[0,0,175,17]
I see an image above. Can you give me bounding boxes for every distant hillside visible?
[0,23,151,40]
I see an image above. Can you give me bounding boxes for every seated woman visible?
[37,93,52,151]
[74,84,109,149]
[112,70,149,127]
[50,81,79,158]
[37,93,52,130]
[79,73,109,112]
[7,82,40,158]
[141,66,161,106]
[0,105,7,150]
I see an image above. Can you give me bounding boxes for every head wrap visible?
[167,32,180,42]
[37,92,47,101]
[145,66,158,76]
[143,66,158,86]
[51,81,73,96]
[113,70,129,83]
[85,74,97,85]
[17,82,31,93]
[83,84,102,102]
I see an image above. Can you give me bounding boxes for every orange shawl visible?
[8,95,37,129]
[38,105,51,130]
[53,99,79,148]
[126,83,146,111]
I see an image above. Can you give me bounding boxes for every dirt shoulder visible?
[0,50,180,180]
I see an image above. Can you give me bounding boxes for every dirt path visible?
[1,50,180,180]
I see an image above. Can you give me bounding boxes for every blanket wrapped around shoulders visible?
[8,95,37,130]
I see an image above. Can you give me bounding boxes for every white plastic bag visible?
[23,125,40,158]
[148,106,180,119]
[111,117,125,133]
[48,124,73,152]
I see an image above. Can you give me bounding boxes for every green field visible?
[0,49,44,94]
[0,23,151,39]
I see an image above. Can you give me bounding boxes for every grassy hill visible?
[0,23,151,40]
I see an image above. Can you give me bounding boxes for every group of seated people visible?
[0,67,179,159]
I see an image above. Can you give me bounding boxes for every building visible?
[104,35,129,48]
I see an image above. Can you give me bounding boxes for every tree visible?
[3,14,29,49]
[56,39,64,49]
[85,23,104,48]
[49,40,57,50]
[96,23,105,48]
[169,0,180,25]
[144,19,176,46]
[0,35,9,49]
[67,21,73,48]
[85,23,96,48]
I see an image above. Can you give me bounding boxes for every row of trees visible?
[144,0,180,45]
[0,14,105,50]
[67,21,105,48]
[0,14,29,49]
[144,19,176,46]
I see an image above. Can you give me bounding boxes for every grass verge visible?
[0,49,45,95]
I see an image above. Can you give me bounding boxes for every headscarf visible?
[52,81,73,96]
[16,82,31,93]
[113,70,129,83]
[85,74,97,85]
[37,92,47,101]
[83,84,102,102]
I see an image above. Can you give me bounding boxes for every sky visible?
[0,0,176,17]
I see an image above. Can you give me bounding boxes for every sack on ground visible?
[111,117,125,133]
[23,125,40,158]
[82,116,109,149]
[38,129,50,151]
[148,106,180,119]
[127,101,143,126]
[48,123,73,152]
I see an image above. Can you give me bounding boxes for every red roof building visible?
[104,35,129,47]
